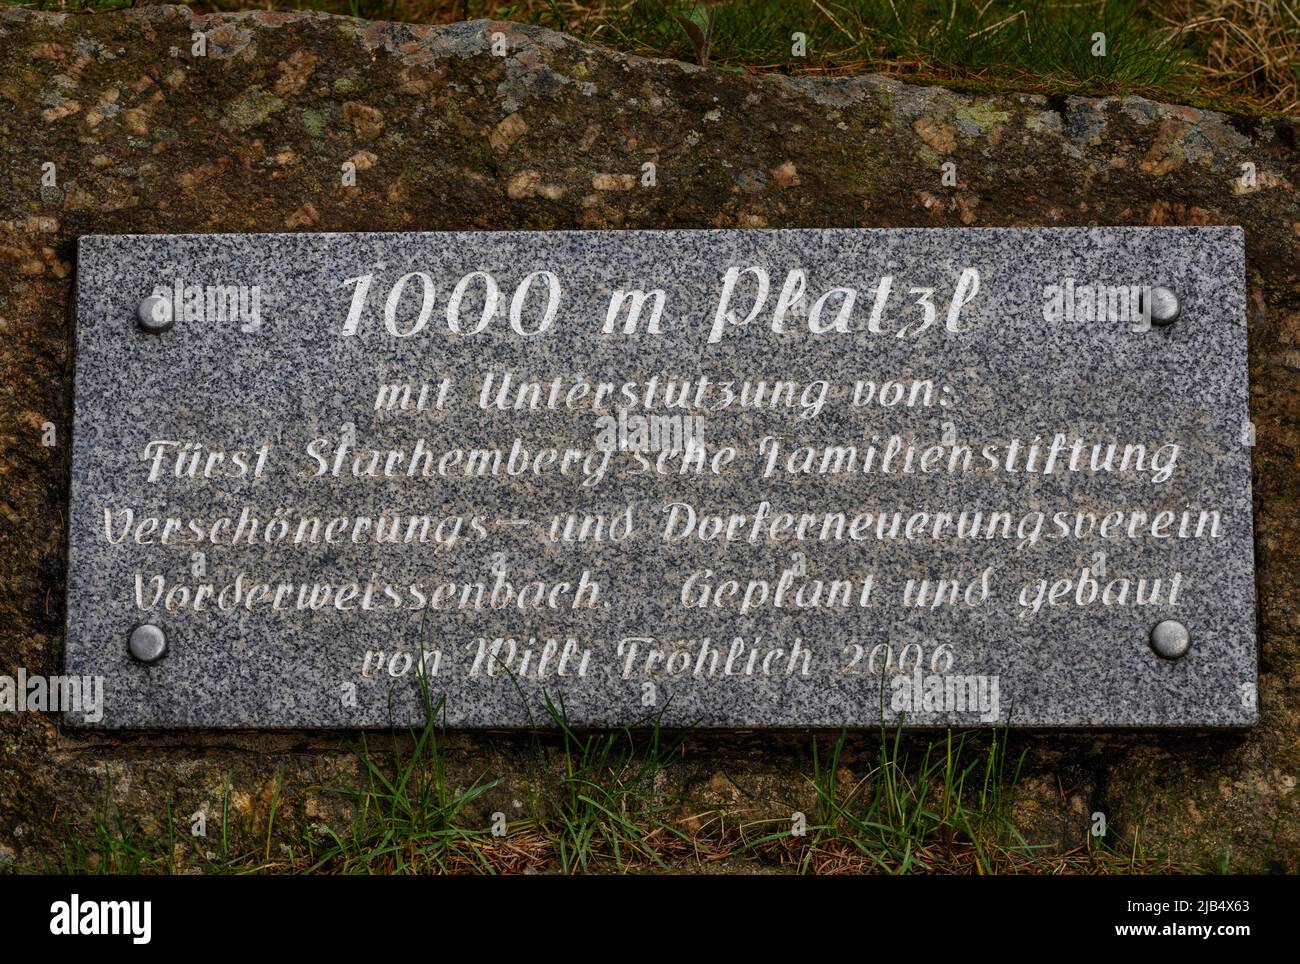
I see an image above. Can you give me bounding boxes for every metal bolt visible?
[128,623,168,663]
[136,295,174,334]
[1149,620,1190,660]
[1145,286,1181,326]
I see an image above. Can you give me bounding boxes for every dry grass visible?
[297,813,1188,875]
[1170,0,1300,112]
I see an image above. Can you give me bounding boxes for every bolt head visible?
[1146,286,1181,326]
[1150,620,1190,660]
[128,623,167,663]
[136,295,174,334]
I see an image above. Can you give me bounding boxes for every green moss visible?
[301,107,329,136]
[224,86,285,131]
[955,102,1012,132]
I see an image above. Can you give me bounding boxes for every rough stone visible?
[1,5,1297,871]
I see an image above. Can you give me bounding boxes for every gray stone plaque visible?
[66,228,1256,728]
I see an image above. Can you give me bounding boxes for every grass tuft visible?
[307,683,500,874]
[736,724,1038,874]
[537,694,697,873]
[54,795,171,875]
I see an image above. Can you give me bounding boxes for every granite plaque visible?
[66,228,1256,728]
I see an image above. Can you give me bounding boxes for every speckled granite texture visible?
[67,227,1254,728]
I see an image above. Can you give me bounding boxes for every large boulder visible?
[1,4,1297,871]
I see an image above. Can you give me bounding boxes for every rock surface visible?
[1,5,1298,871]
